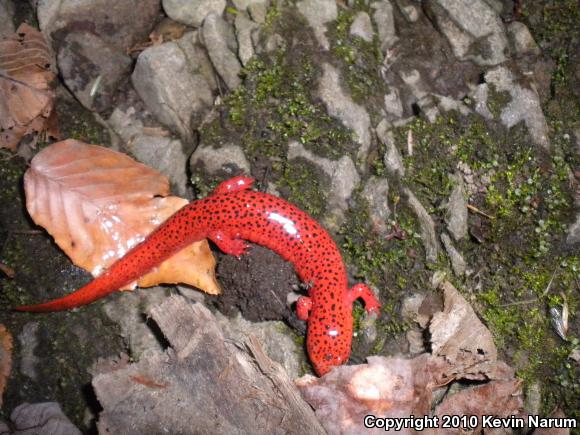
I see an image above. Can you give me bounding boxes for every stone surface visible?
[288,141,360,230]
[176,30,219,92]
[132,39,213,141]
[361,176,391,235]
[350,11,373,43]
[484,66,550,148]
[10,402,81,435]
[235,14,259,66]
[57,32,132,112]
[232,0,269,11]
[162,0,226,27]
[248,2,268,23]
[202,13,242,90]
[372,0,397,52]
[37,0,160,52]
[318,63,371,160]
[376,119,405,178]
[108,107,193,197]
[384,88,404,120]
[190,143,251,176]
[506,21,541,56]
[296,0,337,50]
[103,287,169,358]
[424,0,508,66]
[441,233,467,276]
[18,322,39,381]
[445,173,468,241]
[0,0,15,39]
[403,187,439,262]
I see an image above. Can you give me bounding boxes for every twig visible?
[467,203,495,219]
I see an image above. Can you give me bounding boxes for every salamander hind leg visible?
[347,283,381,315]
[209,230,250,257]
[296,296,312,321]
[212,176,255,195]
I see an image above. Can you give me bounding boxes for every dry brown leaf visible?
[0,23,58,151]
[0,324,13,408]
[434,380,524,434]
[24,139,220,294]
[430,280,497,364]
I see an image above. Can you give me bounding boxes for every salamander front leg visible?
[296,296,312,321]
[347,283,381,314]
[209,230,250,257]
[212,176,254,195]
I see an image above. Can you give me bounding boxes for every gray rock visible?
[235,14,259,66]
[57,32,132,112]
[384,88,404,120]
[248,2,268,23]
[132,40,213,141]
[108,107,193,197]
[233,0,269,11]
[403,187,439,262]
[176,30,219,92]
[18,322,40,381]
[163,0,225,27]
[445,172,468,241]
[376,119,405,178]
[398,69,428,100]
[372,0,397,52]
[318,63,371,161]
[0,0,14,38]
[296,0,337,50]
[202,13,242,90]
[255,32,285,54]
[361,176,391,235]
[37,0,160,52]
[416,95,440,123]
[567,214,580,245]
[103,287,169,358]
[470,83,494,119]
[435,94,472,116]
[350,11,374,43]
[506,21,541,56]
[11,403,81,435]
[441,233,467,276]
[288,141,360,230]
[395,0,419,23]
[425,0,508,66]
[190,143,251,175]
[484,66,550,148]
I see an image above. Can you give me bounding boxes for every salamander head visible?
[307,303,353,376]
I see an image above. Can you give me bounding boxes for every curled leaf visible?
[0,24,58,151]
[24,139,220,294]
[0,324,12,408]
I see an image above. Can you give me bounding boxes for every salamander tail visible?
[14,274,121,312]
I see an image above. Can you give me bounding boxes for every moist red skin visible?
[16,176,381,375]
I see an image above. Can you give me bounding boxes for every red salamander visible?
[17,176,381,375]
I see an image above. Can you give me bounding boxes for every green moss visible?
[486,83,512,119]
[329,6,387,107]
[218,49,354,162]
[278,159,327,218]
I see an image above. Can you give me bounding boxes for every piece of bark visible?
[93,295,325,435]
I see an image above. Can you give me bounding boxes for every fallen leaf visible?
[434,380,524,434]
[24,139,220,294]
[0,24,58,151]
[430,280,497,365]
[0,324,13,407]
